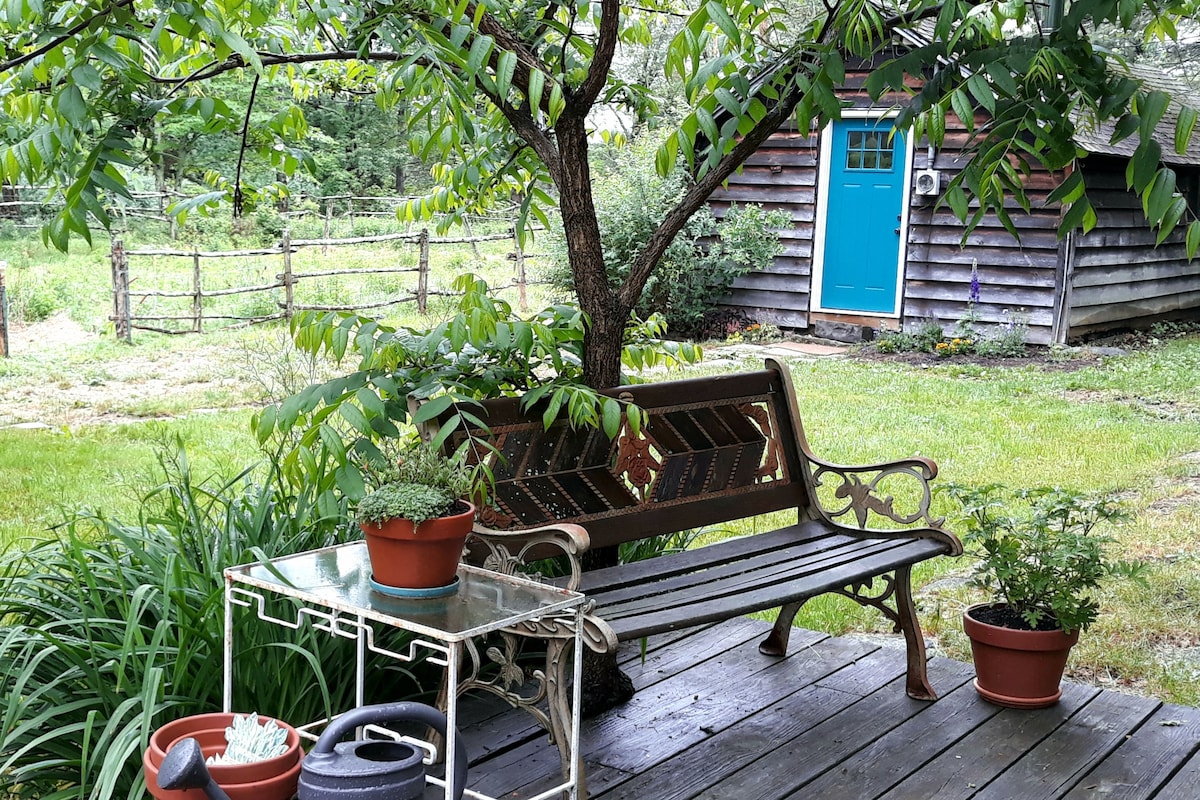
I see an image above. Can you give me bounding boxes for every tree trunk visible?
[554,115,626,389]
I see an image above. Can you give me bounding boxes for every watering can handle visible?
[310,702,468,800]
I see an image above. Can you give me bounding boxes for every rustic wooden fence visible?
[110,227,536,341]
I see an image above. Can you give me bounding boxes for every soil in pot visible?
[964,603,1080,709]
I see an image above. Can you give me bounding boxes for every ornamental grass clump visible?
[944,483,1145,634]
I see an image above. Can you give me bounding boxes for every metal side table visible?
[224,541,586,800]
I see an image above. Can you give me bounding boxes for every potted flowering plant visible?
[357,442,476,597]
[945,483,1144,708]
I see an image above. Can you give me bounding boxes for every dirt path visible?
[1,314,263,428]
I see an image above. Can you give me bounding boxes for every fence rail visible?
[110,227,539,341]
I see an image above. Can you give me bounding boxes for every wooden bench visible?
[439,357,961,779]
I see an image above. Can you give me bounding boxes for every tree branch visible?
[152,49,417,86]
[0,0,135,75]
[617,76,808,309]
[232,73,260,217]
[576,0,620,109]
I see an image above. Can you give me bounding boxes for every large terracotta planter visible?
[144,712,301,800]
[360,501,476,590]
[963,603,1080,709]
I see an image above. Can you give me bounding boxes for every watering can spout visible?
[298,702,468,800]
[157,737,233,800]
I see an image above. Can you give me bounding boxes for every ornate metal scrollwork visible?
[833,573,903,633]
[812,461,946,532]
[466,524,586,591]
[458,633,555,735]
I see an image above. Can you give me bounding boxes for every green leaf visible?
[334,464,366,500]
[1137,90,1170,141]
[1059,196,1094,235]
[950,89,974,133]
[254,406,277,443]
[1185,220,1200,259]
[1143,168,1177,225]
[542,389,566,430]
[1046,170,1085,206]
[355,387,386,416]
[339,402,370,434]
[1175,106,1197,156]
[57,86,87,126]
[601,398,622,439]
[411,394,454,425]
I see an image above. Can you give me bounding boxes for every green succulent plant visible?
[357,444,473,527]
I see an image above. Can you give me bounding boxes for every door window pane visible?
[845,127,894,171]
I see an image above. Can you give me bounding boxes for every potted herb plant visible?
[945,483,1144,709]
[357,443,476,597]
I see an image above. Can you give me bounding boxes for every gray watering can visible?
[298,702,468,800]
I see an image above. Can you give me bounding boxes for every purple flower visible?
[969,263,981,305]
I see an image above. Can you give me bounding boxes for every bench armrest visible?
[806,453,963,555]
[466,522,591,592]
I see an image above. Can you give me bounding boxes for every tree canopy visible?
[3,0,1199,385]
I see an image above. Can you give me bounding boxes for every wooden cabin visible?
[711,59,1200,345]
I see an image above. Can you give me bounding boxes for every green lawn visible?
[3,301,1200,704]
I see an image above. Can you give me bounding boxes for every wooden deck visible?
[452,617,1200,800]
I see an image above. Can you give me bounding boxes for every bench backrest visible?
[442,359,817,551]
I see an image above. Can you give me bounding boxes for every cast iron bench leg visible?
[759,599,810,657]
[896,564,937,701]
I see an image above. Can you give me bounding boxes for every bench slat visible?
[601,537,950,641]
[577,522,829,592]
[592,534,905,614]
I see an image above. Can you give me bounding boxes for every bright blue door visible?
[820,119,907,313]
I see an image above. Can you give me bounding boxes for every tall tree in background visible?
[2,0,1199,386]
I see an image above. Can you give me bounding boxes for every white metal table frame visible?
[223,541,586,800]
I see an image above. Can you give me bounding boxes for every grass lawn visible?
[3,239,1199,704]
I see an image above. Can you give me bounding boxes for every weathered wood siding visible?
[903,116,1065,346]
[1068,156,1200,338]
[713,75,1068,345]
[710,126,819,329]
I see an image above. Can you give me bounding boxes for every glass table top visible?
[225,542,584,641]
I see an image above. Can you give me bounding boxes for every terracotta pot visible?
[360,501,475,590]
[963,603,1080,709]
[144,713,302,800]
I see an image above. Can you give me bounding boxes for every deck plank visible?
[1152,744,1200,800]
[876,682,1102,800]
[446,619,1200,800]
[692,658,973,800]
[794,676,1006,799]
[970,690,1160,800]
[1063,704,1200,800]
[598,647,917,800]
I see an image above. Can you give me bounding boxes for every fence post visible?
[281,229,294,320]
[322,205,331,256]
[0,260,9,357]
[417,228,430,314]
[513,227,528,312]
[463,215,481,260]
[192,246,203,333]
[111,239,132,342]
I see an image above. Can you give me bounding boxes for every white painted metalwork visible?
[223,543,587,800]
